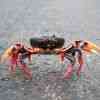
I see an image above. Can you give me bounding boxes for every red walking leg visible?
[64,64,73,79]
[77,56,84,77]
[18,62,32,80]
[59,52,64,63]
[9,58,17,73]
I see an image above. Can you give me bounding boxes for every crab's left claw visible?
[81,41,100,55]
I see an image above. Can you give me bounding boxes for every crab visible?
[1,35,100,79]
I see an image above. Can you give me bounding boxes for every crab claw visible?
[81,41,100,55]
[0,47,12,63]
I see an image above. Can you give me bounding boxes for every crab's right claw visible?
[81,41,100,55]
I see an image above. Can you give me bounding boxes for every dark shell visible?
[30,36,65,49]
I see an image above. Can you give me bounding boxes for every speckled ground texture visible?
[0,0,100,100]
